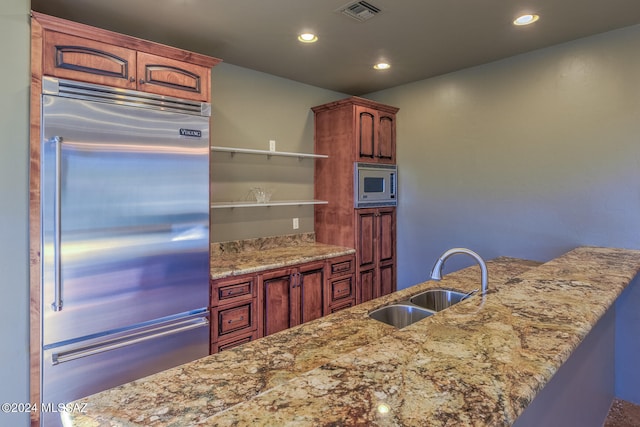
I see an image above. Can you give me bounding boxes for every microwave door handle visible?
[390,172,396,196]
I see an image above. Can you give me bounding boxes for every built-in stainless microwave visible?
[354,162,397,208]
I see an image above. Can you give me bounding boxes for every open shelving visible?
[211,200,328,209]
[210,145,328,208]
[211,146,328,159]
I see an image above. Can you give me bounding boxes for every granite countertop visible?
[210,233,355,279]
[68,246,640,426]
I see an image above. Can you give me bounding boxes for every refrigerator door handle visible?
[51,314,209,365]
[50,135,64,312]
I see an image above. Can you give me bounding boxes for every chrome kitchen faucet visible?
[430,248,488,295]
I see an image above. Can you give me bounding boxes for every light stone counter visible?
[68,246,640,426]
[210,232,355,279]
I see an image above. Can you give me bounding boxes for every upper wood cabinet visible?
[42,30,137,90]
[312,97,398,165]
[33,12,220,102]
[136,52,211,100]
[355,106,396,163]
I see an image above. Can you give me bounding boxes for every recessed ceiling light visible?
[373,62,391,70]
[513,14,540,26]
[298,33,318,43]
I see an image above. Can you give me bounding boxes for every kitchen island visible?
[66,246,640,426]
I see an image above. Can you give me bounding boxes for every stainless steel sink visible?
[368,303,434,328]
[409,289,471,312]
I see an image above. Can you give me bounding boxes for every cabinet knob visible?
[139,79,145,85]
[129,76,135,83]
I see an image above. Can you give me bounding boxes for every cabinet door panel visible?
[263,274,292,336]
[137,52,210,101]
[378,114,395,162]
[378,208,395,264]
[299,267,324,325]
[379,263,395,297]
[359,269,376,303]
[357,108,376,160]
[44,31,136,89]
[357,210,376,269]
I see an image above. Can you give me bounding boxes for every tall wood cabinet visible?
[313,97,399,304]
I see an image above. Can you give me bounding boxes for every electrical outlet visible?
[269,140,276,152]
[293,218,299,229]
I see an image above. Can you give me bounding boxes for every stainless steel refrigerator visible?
[40,77,211,426]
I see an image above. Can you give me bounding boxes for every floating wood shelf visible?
[211,200,328,209]
[211,146,328,159]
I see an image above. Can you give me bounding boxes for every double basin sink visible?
[369,288,475,328]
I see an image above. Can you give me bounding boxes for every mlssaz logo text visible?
[179,128,202,137]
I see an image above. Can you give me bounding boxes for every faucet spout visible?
[430,248,488,295]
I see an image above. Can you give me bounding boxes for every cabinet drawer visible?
[211,275,256,306]
[211,331,258,354]
[330,276,354,302]
[217,304,252,336]
[218,281,252,301]
[329,257,354,276]
[329,298,355,314]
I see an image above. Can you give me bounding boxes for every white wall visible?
[209,63,346,242]
[367,24,640,289]
[0,1,31,426]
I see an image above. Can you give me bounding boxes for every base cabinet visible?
[260,261,325,337]
[210,273,259,352]
[210,254,355,353]
[325,255,356,312]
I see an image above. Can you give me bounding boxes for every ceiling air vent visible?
[337,1,381,22]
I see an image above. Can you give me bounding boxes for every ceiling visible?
[31,0,640,95]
